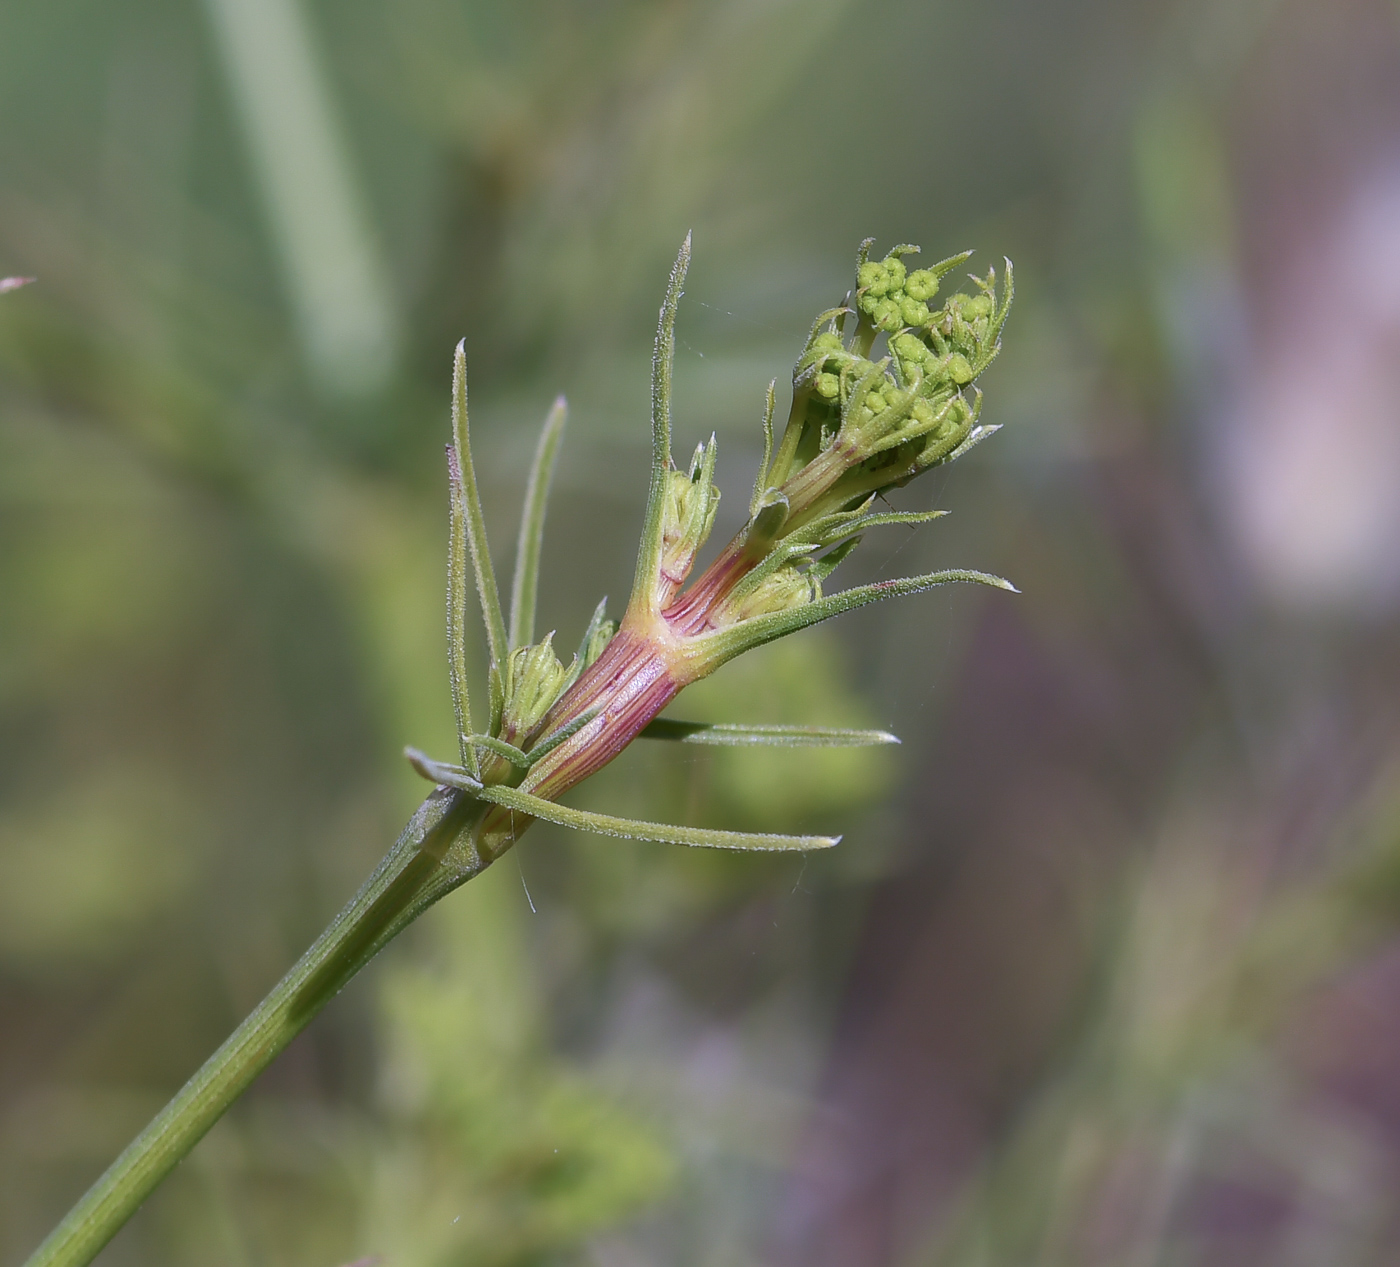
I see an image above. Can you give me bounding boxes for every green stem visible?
[23,786,489,1267]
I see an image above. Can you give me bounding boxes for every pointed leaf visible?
[470,734,531,769]
[749,379,777,517]
[509,395,568,650]
[452,341,509,671]
[629,233,691,618]
[445,449,478,775]
[476,782,840,852]
[940,423,1001,466]
[810,507,948,548]
[405,746,483,791]
[641,720,899,747]
[692,568,1018,672]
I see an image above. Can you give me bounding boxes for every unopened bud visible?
[858,260,889,294]
[904,268,939,301]
[711,565,814,628]
[658,439,720,601]
[499,635,570,745]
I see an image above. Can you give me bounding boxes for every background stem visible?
[23,786,487,1267]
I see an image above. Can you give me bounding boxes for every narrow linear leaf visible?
[629,233,692,617]
[445,450,478,776]
[749,379,778,517]
[812,507,948,548]
[942,423,1002,465]
[695,568,1018,669]
[477,782,839,852]
[641,720,900,747]
[452,341,509,670]
[470,734,531,769]
[509,395,568,650]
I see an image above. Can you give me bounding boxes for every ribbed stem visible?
[23,787,489,1267]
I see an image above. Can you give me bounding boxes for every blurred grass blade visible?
[201,0,397,398]
[509,396,568,650]
[640,719,899,747]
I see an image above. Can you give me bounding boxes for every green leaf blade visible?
[509,395,568,650]
[628,233,691,619]
[640,719,900,747]
[477,782,839,852]
[452,341,509,672]
[692,567,1017,671]
[445,449,478,776]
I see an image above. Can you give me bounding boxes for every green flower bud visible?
[711,565,813,628]
[859,261,890,296]
[873,298,902,332]
[500,634,570,744]
[815,372,840,399]
[659,452,720,598]
[947,353,974,384]
[883,256,907,290]
[809,331,843,354]
[864,391,887,414]
[963,294,993,319]
[910,398,938,427]
[904,269,939,301]
[891,332,927,362]
[900,297,930,327]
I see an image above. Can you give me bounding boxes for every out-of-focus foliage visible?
[6,0,1400,1265]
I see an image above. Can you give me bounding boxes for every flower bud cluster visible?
[760,244,1011,529]
[410,235,1012,884]
[646,241,1011,647]
[855,247,948,334]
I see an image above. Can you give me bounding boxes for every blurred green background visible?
[6,0,1400,1263]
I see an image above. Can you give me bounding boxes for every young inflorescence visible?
[406,235,1015,860]
[18,239,1014,1267]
